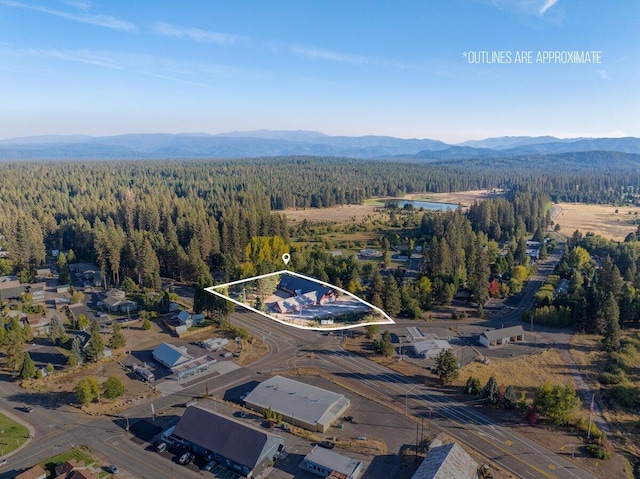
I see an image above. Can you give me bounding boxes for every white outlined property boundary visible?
[204,269,395,331]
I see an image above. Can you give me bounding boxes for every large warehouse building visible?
[243,375,350,433]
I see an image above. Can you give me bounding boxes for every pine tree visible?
[71,335,84,363]
[109,322,126,349]
[5,328,25,371]
[382,276,401,317]
[19,352,37,379]
[482,376,500,404]
[435,349,459,384]
[85,320,105,363]
[601,292,621,352]
[49,314,66,345]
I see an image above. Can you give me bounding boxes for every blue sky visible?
[0,0,637,143]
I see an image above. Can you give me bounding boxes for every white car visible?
[0,459,7,467]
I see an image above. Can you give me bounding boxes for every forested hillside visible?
[0,156,638,293]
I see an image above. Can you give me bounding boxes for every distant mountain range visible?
[0,130,638,160]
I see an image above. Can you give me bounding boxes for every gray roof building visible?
[244,375,350,433]
[0,279,25,301]
[299,446,363,479]
[411,442,478,479]
[479,325,525,348]
[172,405,284,478]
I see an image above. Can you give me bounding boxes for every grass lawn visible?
[0,412,30,456]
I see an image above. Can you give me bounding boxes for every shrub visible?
[608,385,639,408]
[598,371,625,385]
[586,444,611,460]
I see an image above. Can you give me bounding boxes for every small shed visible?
[299,446,363,479]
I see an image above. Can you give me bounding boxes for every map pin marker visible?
[282,253,291,266]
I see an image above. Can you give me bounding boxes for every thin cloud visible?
[596,69,608,80]
[3,45,262,88]
[487,0,560,17]
[287,44,370,65]
[0,0,136,31]
[24,47,122,69]
[539,0,558,15]
[62,0,90,10]
[152,21,249,46]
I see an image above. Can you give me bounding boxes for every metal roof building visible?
[172,405,284,478]
[411,340,452,358]
[478,325,525,348]
[244,375,350,433]
[152,342,192,368]
[299,446,363,479]
[411,442,478,479]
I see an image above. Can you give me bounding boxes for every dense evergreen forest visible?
[0,155,638,303]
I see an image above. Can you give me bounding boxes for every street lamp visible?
[405,384,420,416]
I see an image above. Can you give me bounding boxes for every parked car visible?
[0,459,6,467]
[343,415,353,422]
[156,442,168,453]
[107,464,119,474]
[178,452,191,464]
[318,441,335,449]
[203,460,216,471]
[23,405,34,413]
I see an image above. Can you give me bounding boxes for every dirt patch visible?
[554,203,639,241]
[24,355,156,415]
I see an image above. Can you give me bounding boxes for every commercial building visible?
[411,441,478,479]
[299,446,363,479]
[244,375,350,433]
[479,325,525,348]
[172,405,284,478]
[411,340,452,358]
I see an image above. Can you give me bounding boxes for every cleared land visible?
[555,203,639,241]
[284,190,500,224]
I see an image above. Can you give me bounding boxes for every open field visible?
[570,332,640,472]
[555,203,639,241]
[283,190,499,224]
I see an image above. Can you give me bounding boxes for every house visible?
[358,249,383,259]
[479,325,525,348]
[0,279,25,301]
[25,314,50,336]
[100,288,137,313]
[176,310,205,327]
[53,459,99,479]
[172,404,284,478]
[35,268,51,278]
[28,282,46,302]
[275,274,335,314]
[299,446,363,479]
[153,342,193,369]
[56,284,70,294]
[15,464,47,479]
[411,441,478,479]
[244,375,350,433]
